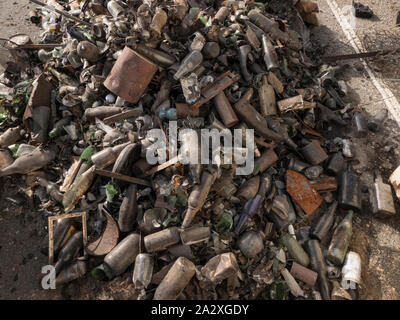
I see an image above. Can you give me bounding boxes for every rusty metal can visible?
[153,257,196,300]
[213,91,238,128]
[301,140,329,166]
[144,227,181,252]
[104,47,158,104]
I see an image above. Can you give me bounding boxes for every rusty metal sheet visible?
[86,206,119,256]
[286,170,322,216]
[104,46,158,104]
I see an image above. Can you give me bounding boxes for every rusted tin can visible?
[153,257,196,300]
[213,91,238,128]
[104,47,158,104]
[300,140,328,166]
[144,227,181,252]
[290,261,318,288]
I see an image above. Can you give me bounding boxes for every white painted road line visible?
[325,0,400,127]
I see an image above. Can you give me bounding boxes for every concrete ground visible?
[0,0,399,299]
[314,0,400,300]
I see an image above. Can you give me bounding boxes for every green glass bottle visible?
[327,210,354,266]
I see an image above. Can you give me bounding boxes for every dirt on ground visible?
[0,0,400,300]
